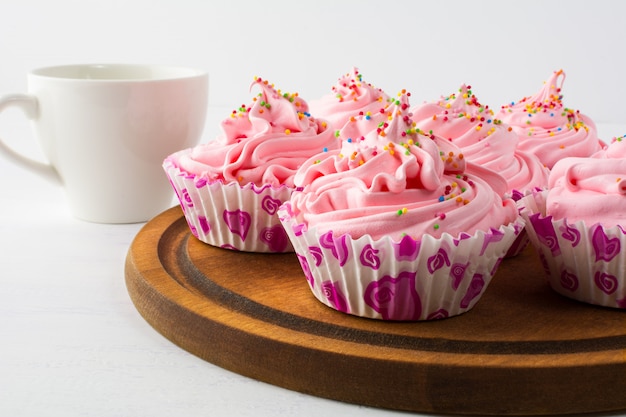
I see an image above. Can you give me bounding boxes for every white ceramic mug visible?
[0,64,208,223]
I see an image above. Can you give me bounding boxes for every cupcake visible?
[278,91,524,321]
[164,76,338,252]
[497,69,604,169]
[518,156,626,308]
[411,84,549,197]
[308,67,391,131]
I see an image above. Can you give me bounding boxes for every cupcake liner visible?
[518,191,626,309]
[504,188,544,258]
[164,151,294,253]
[278,203,524,321]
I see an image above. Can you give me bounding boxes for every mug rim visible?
[30,63,207,82]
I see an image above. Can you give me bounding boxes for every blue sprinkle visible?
[323,147,328,152]
[365,115,371,120]
[487,119,492,124]
[438,196,445,202]
[347,138,353,143]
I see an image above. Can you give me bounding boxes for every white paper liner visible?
[518,191,626,309]
[164,150,294,253]
[278,203,524,321]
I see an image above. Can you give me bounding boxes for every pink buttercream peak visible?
[511,69,565,112]
[497,69,603,169]
[439,84,491,117]
[223,76,314,139]
[329,67,387,104]
[309,68,391,131]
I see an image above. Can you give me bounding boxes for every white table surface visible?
[1,110,625,417]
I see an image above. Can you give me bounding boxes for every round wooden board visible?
[125,207,626,416]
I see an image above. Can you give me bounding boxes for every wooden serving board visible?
[125,207,626,416]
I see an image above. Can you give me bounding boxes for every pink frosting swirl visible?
[176,77,338,188]
[308,67,391,131]
[546,157,626,228]
[411,84,549,194]
[593,135,626,159]
[290,91,519,241]
[497,70,604,169]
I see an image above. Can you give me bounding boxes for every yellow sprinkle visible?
[285,129,291,135]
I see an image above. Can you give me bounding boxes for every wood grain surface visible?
[125,207,626,415]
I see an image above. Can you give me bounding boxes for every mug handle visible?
[0,94,60,183]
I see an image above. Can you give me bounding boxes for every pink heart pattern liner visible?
[279,202,522,321]
[519,192,626,309]
[164,156,295,253]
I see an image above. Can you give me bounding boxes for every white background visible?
[1,0,626,136]
[1,1,625,417]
